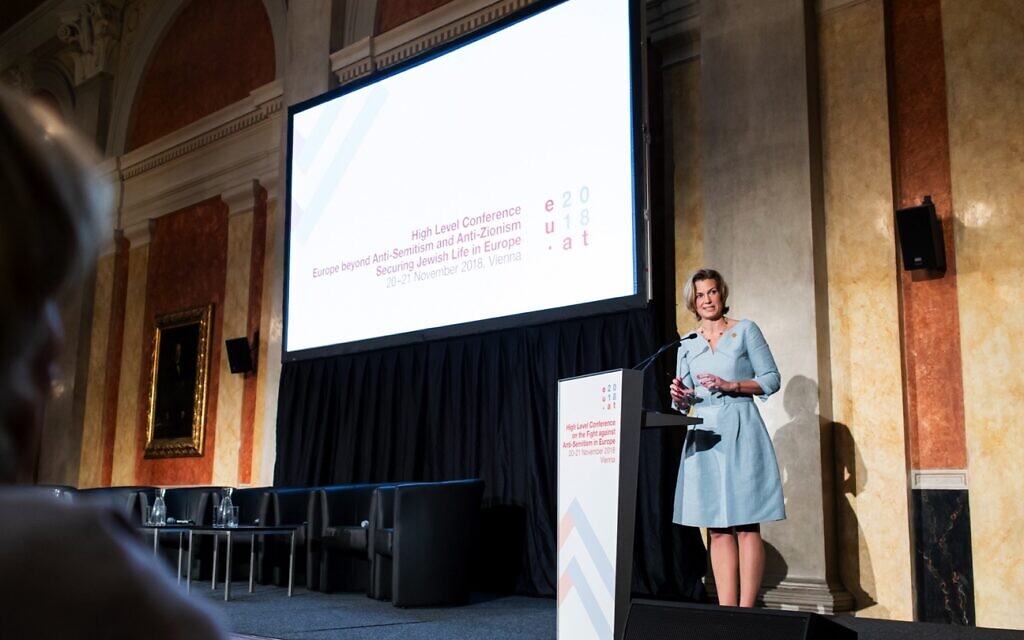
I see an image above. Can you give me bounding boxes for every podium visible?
[556,368,701,640]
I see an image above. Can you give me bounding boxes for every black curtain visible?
[274,307,706,599]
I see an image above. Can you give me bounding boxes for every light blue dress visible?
[672,319,786,528]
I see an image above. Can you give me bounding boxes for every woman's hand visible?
[669,377,695,407]
[696,373,738,394]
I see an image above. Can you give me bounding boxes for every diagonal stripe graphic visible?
[295,99,345,173]
[564,498,615,596]
[293,86,390,245]
[557,510,574,551]
[564,557,613,639]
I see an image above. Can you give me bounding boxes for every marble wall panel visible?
[239,185,268,485]
[211,210,253,486]
[889,0,966,472]
[665,58,704,332]
[110,245,149,485]
[942,0,1024,629]
[818,0,913,620]
[100,236,130,485]
[78,254,115,488]
[134,198,228,486]
[252,199,279,486]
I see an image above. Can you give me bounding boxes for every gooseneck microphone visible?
[632,332,698,371]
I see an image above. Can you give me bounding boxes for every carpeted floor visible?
[192,582,1023,640]
[197,583,554,639]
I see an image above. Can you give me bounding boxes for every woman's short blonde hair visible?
[682,268,730,320]
[0,87,111,477]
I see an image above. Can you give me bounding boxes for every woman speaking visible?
[669,268,785,608]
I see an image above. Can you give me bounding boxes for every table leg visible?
[225,531,232,602]
[152,529,158,555]
[187,530,194,594]
[249,533,256,593]
[288,530,295,597]
[177,532,183,584]
[211,532,218,589]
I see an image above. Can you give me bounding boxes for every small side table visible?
[186,525,300,601]
[141,524,194,584]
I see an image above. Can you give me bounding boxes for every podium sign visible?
[557,369,643,640]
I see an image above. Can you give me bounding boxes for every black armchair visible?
[0,484,77,502]
[78,485,155,524]
[311,484,390,593]
[369,479,484,607]
[266,487,318,589]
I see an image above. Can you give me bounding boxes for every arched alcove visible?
[377,0,455,33]
[124,0,274,151]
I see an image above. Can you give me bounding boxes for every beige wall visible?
[665,58,704,331]
[211,209,254,486]
[819,0,912,620]
[88,206,273,488]
[78,254,115,488]
[110,244,149,486]
[943,0,1024,629]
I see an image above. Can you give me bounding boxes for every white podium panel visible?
[557,369,642,640]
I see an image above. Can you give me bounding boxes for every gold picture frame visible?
[144,304,214,458]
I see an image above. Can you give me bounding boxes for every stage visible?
[195,584,1022,640]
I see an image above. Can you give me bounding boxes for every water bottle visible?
[151,488,167,526]
[217,487,234,528]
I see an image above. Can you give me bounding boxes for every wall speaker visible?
[624,599,856,640]
[225,337,253,374]
[895,196,945,271]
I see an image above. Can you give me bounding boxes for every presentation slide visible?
[286,0,638,355]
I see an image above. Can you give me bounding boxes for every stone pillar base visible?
[762,578,855,615]
[704,578,854,615]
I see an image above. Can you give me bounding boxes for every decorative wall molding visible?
[222,180,259,216]
[817,0,873,15]
[56,0,121,85]
[117,80,282,228]
[647,0,699,41]
[911,469,969,491]
[330,0,536,86]
[647,0,700,66]
[123,218,153,247]
[0,0,80,72]
[120,80,282,180]
[257,172,279,204]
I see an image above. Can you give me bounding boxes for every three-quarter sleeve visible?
[745,321,781,400]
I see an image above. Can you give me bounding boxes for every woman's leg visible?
[736,523,765,607]
[708,528,739,606]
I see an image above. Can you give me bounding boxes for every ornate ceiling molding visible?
[331,0,537,86]
[56,0,121,85]
[119,80,282,180]
[116,80,282,228]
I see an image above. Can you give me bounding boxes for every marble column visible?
[699,0,851,612]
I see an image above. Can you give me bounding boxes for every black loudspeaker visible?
[895,196,945,271]
[225,337,253,374]
[624,600,856,640]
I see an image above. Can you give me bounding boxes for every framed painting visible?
[144,304,214,458]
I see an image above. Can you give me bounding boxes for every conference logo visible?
[601,383,617,411]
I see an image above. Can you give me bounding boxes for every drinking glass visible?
[229,506,239,528]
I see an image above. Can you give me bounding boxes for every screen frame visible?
[283,0,648,362]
